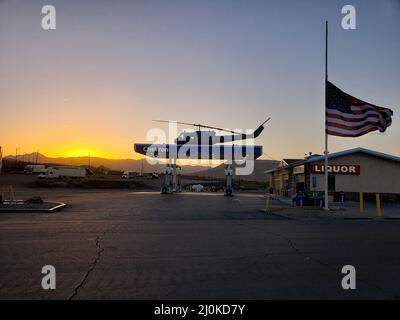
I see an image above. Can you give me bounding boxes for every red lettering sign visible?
[310,164,360,175]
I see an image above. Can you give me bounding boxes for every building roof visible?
[265,147,400,173]
[282,158,303,165]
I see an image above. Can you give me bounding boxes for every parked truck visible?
[23,164,46,174]
[38,167,87,179]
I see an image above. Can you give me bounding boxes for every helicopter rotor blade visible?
[196,124,243,135]
[153,120,200,126]
[153,120,243,134]
[152,119,176,123]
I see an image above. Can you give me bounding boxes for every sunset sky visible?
[0,0,399,161]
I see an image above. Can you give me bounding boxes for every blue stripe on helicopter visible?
[134,144,263,160]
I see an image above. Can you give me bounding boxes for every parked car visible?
[192,184,204,192]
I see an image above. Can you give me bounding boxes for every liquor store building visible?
[266,148,400,201]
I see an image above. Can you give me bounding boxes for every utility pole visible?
[15,147,20,171]
[0,146,3,175]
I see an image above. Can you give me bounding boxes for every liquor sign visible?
[311,164,360,175]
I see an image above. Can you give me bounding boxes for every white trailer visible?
[23,164,46,174]
[38,167,86,179]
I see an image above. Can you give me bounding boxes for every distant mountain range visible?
[4,153,205,174]
[4,153,279,180]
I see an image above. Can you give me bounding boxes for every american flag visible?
[326,81,393,137]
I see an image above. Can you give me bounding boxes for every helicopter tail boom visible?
[252,117,270,138]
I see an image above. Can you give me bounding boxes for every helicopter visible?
[134,118,270,195]
[153,118,270,146]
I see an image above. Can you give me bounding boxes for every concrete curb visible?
[0,202,67,213]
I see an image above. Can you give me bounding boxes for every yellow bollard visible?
[376,194,382,219]
[359,192,364,213]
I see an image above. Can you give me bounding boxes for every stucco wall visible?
[309,153,400,194]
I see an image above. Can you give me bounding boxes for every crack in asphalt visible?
[269,230,387,296]
[233,221,387,296]
[67,223,121,300]
[68,216,387,299]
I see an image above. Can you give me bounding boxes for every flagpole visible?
[324,21,329,210]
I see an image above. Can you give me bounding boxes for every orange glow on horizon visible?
[1,146,144,161]
[60,148,118,159]
[50,148,144,160]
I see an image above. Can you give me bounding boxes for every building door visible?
[328,175,335,192]
[296,182,305,192]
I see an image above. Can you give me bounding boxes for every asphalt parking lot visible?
[1,185,400,299]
